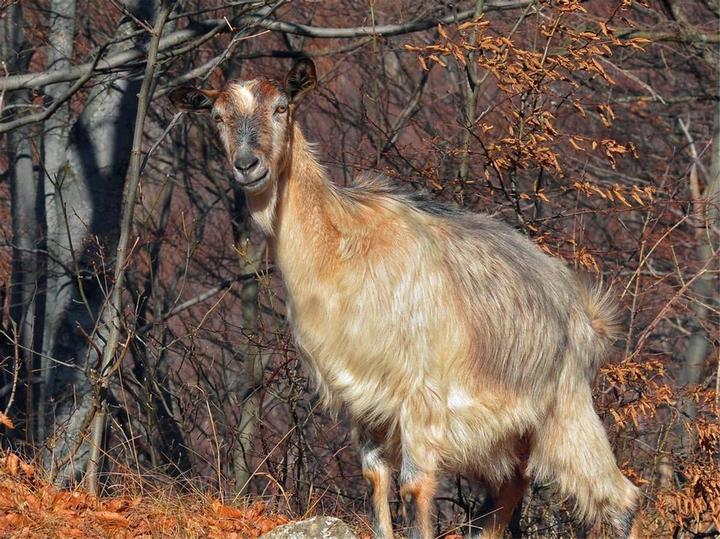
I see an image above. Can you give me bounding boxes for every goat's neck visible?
[272,125,341,288]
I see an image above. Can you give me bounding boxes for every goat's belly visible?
[297,335,422,428]
[294,315,539,469]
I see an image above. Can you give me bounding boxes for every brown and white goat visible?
[171,60,639,538]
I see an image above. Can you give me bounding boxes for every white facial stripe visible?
[229,83,256,113]
[239,85,255,107]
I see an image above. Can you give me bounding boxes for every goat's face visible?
[170,59,317,194]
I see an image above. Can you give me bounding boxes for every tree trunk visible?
[2,2,42,442]
[230,197,270,492]
[679,85,720,447]
[42,0,156,485]
[38,0,77,445]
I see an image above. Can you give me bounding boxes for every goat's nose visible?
[234,151,259,173]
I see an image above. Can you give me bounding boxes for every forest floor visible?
[0,451,475,539]
[0,452,291,538]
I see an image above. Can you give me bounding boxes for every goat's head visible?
[170,59,317,194]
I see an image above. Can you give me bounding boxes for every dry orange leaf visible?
[5,454,19,476]
[104,496,140,513]
[0,413,14,429]
[94,510,130,528]
[244,502,266,519]
[57,528,85,538]
[18,461,34,478]
[23,493,42,512]
[0,512,24,530]
[212,500,246,519]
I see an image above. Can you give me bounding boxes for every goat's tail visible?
[576,278,623,376]
[581,280,622,342]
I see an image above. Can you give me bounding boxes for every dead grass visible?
[0,452,289,538]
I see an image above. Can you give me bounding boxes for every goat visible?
[170,59,640,539]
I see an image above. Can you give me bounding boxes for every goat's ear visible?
[169,87,219,112]
[285,58,317,104]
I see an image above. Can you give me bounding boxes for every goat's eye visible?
[275,105,287,115]
[212,114,223,124]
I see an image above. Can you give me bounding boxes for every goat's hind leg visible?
[469,467,529,539]
[360,436,393,538]
[465,437,530,538]
[529,392,640,538]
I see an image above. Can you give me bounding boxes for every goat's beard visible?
[246,181,278,237]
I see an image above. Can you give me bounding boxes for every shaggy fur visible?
[171,60,640,539]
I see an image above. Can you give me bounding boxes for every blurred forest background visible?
[0,0,718,537]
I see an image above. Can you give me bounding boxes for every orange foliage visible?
[600,358,720,533]
[405,0,646,183]
[0,453,288,538]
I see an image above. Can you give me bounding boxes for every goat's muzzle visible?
[232,149,270,192]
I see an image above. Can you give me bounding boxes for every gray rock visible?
[259,516,358,539]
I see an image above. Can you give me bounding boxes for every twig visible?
[458,0,488,182]
[629,258,715,360]
[156,37,373,97]
[0,61,9,116]
[244,1,533,39]
[2,320,21,416]
[379,65,432,160]
[138,112,182,177]
[205,397,224,501]
[0,2,534,91]
[678,117,712,238]
[0,45,108,134]
[598,56,666,105]
[85,0,175,495]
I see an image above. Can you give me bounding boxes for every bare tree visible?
[3,1,40,445]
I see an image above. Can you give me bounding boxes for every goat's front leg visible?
[400,453,438,539]
[360,438,393,538]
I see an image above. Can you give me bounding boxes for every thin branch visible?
[159,271,266,323]
[0,1,533,91]
[243,2,533,39]
[0,19,225,91]
[597,56,667,105]
[616,27,720,44]
[0,45,107,134]
[379,66,432,158]
[2,321,21,416]
[629,259,715,360]
[138,111,182,176]
[156,37,372,96]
